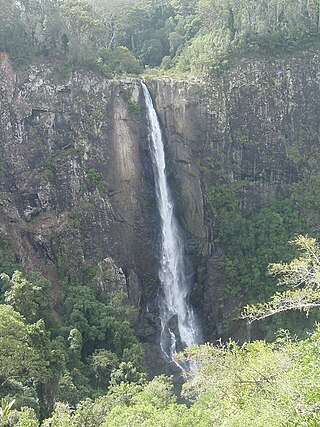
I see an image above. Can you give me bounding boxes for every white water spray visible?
[142,82,200,366]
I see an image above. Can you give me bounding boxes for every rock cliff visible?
[148,49,320,340]
[0,48,319,369]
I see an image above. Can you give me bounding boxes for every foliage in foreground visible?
[2,326,320,426]
[0,270,145,419]
[1,235,320,425]
[243,235,320,323]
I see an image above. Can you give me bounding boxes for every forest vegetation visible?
[1,0,320,425]
[0,0,319,75]
[1,237,320,425]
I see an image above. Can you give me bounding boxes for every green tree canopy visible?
[2,271,53,325]
[242,235,320,324]
[0,305,44,389]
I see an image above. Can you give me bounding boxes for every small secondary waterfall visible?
[142,82,200,366]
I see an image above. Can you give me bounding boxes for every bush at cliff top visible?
[97,47,142,76]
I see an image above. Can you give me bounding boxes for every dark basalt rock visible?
[0,49,319,374]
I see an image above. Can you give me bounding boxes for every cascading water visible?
[142,82,200,367]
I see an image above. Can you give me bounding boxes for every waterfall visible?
[142,82,200,366]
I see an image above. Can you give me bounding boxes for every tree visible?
[97,46,142,75]
[64,285,138,358]
[176,329,320,426]
[0,305,43,389]
[87,0,135,49]
[0,405,39,427]
[0,0,31,63]
[60,0,106,63]
[2,271,53,326]
[89,349,119,387]
[242,235,320,324]
[110,362,146,386]
[42,403,77,427]
[68,329,83,362]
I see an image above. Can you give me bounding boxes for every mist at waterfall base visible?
[142,82,201,371]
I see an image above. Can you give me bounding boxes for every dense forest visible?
[2,238,320,425]
[1,0,320,74]
[1,0,320,426]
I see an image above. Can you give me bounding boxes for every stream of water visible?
[142,82,200,367]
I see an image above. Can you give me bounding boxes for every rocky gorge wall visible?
[0,49,319,370]
[150,49,320,339]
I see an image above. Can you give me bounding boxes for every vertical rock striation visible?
[0,49,319,369]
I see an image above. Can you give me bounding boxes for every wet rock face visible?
[149,49,320,341]
[0,49,319,354]
[0,58,159,317]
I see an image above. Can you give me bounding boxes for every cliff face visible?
[0,53,158,316]
[0,49,319,361]
[149,50,320,340]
